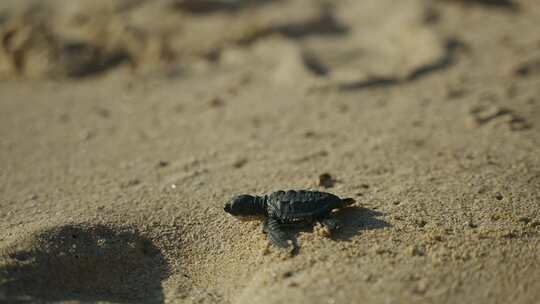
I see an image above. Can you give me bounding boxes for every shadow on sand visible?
[285,206,390,254]
[0,224,169,303]
[330,206,390,241]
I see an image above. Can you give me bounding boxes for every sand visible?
[0,0,539,303]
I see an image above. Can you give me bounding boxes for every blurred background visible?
[0,0,528,81]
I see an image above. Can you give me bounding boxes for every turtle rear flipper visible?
[320,217,340,232]
[341,198,355,207]
[263,218,291,248]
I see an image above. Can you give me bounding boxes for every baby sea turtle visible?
[224,190,355,248]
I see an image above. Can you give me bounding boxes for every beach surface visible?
[1,0,539,303]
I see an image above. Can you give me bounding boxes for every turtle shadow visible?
[0,224,169,303]
[330,206,390,241]
[285,206,390,253]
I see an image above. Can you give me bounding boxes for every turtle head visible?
[224,195,260,217]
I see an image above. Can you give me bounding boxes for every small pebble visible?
[423,6,440,24]
[157,160,169,168]
[467,220,478,228]
[122,179,140,187]
[447,86,465,99]
[209,97,225,107]
[94,107,110,118]
[318,173,336,188]
[232,158,248,169]
[430,234,444,242]
[304,131,316,138]
[414,219,427,228]
[288,281,299,287]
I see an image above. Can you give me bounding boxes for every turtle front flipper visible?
[262,217,291,248]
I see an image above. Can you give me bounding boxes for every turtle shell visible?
[266,190,342,222]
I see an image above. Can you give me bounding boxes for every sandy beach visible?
[1,0,539,303]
